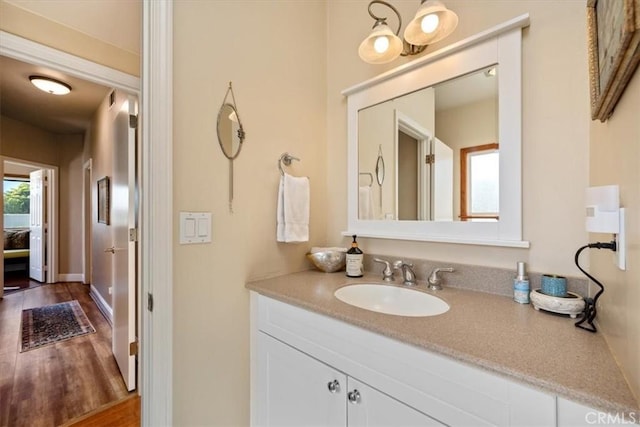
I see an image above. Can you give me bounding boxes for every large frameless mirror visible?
[217,82,245,212]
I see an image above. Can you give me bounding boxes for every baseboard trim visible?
[58,273,84,282]
[89,285,113,326]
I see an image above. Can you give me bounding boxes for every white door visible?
[29,169,46,282]
[432,137,454,221]
[347,378,445,427]
[111,96,137,391]
[257,332,346,427]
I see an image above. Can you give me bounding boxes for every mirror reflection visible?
[217,103,243,160]
[358,66,499,222]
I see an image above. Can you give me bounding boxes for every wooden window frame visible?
[460,143,499,221]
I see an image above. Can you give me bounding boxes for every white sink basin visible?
[334,284,449,317]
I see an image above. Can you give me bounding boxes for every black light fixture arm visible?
[574,238,617,333]
[367,0,402,34]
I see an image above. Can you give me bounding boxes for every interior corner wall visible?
[173,1,327,425]
[589,69,640,405]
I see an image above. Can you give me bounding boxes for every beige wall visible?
[359,87,435,219]
[1,115,84,278]
[1,115,60,164]
[0,0,140,76]
[57,133,84,276]
[436,97,498,218]
[590,70,640,403]
[173,1,327,425]
[327,1,590,277]
[84,90,130,306]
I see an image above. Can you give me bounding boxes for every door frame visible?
[394,110,432,220]
[141,2,173,425]
[83,159,92,285]
[1,4,175,421]
[2,157,58,284]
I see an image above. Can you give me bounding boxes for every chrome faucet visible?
[427,267,455,291]
[373,258,394,282]
[393,260,417,286]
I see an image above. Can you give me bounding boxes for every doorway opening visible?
[3,158,58,293]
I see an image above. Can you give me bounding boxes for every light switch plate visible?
[180,212,212,244]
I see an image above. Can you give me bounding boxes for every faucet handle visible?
[392,260,412,269]
[373,258,394,282]
[427,267,455,290]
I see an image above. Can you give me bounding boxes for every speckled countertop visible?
[246,270,639,416]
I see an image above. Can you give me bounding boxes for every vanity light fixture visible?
[29,75,72,95]
[359,0,458,64]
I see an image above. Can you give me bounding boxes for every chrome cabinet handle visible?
[104,247,116,253]
[327,380,340,393]
[347,389,361,404]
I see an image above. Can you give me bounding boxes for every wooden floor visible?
[0,282,131,427]
[63,395,140,427]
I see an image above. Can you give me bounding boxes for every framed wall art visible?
[588,0,640,122]
[97,176,110,225]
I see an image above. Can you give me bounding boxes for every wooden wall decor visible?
[588,0,640,122]
[97,176,110,225]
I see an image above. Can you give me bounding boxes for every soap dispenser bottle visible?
[346,235,364,278]
[513,261,530,304]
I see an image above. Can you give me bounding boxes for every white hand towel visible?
[277,172,310,242]
[358,186,374,220]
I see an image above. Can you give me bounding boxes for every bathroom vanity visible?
[247,271,639,426]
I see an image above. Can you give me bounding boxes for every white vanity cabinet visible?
[257,332,443,427]
[256,333,345,426]
[347,377,445,427]
[251,293,558,427]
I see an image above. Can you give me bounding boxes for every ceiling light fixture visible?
[359,0,458,64]
[29,75,72,95]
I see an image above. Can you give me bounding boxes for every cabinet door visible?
[256,332,347,427]
[346,378,445,427]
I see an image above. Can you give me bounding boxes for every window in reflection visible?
[460,143,499,221]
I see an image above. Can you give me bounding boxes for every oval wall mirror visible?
[217,102,244,159]
[375,145,385,186]
[217,82,245,212]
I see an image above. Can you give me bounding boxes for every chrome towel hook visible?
[279,152,300,175]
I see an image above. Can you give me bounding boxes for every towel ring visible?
[279,152,300,175]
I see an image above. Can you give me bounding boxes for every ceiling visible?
[0,55,112,134]
[435,66,498,112]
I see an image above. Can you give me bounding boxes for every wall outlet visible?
[108,286,112,295]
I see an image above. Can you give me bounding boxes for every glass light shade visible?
[359,23,403,64]
[403,0,458,46]
[29,76,71,95]
[421,14,439,33]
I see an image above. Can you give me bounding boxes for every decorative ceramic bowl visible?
[307,251,346,273]
[530,289,585,319]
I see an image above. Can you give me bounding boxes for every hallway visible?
[0,282,130,426]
